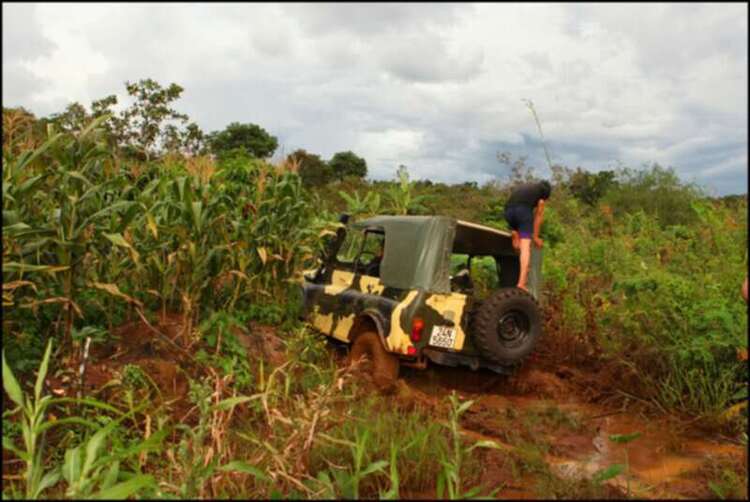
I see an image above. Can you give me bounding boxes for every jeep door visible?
[305,226,386,342]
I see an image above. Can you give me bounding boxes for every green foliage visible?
[61,421,157,499]
[248,303,285,324]
[543,181,746,418]
[291,149,332,187]
[308,394,452,496]
[196,312,254,391]
[591,463,624,485]
[704,456,746,500]
[436,392,501,500]
[324,429,388,499]
[117,79,190,160]
[338,189,381,218]
[3,123,325,354]
[329,150,367,180]
[603,164,702,227]
[48,103,90,134]
[565,168,618,206]
[385,165,431,215]
[43,79,205,160]
[3,340,158,500]
[208,122,278,160]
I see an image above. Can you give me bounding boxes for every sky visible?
[3,3,748,195]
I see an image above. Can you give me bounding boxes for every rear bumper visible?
[422,348,515,375]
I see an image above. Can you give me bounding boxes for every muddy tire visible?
[472,288,542,365]
[348,331,399,392]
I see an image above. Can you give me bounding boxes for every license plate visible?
[429,326,456,349]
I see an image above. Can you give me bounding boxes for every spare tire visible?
[472,288,542,365]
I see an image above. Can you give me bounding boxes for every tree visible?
[208,122,278,159]
[329,150,367,180]
[604,164,701,227]
[181,122,207,156]
[496,151,537,186]
[566,168,617,206]
[48,102,89,133]
[43,80,205,160]
[289,149,331,187]
[86,79,190,160]
[121,79,189,160]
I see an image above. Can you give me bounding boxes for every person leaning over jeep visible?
[503,180,552,291]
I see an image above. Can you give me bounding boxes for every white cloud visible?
[2,2,747,194]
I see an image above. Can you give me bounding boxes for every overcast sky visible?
[3,3,748,194]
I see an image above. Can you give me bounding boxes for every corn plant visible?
[324,429,388,499]
[61,419,161,499]
[378,442,400,500]
[3,117,141,346]
[436,392,501,500]
[1,339,120,499]
[3,339,63,499]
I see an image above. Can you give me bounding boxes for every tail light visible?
[411,318,425,342]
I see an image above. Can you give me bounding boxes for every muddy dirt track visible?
[60,313,746,500]
[397,358,747,499]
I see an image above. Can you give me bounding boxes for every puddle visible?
[401,363,748,499]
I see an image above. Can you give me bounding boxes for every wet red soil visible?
[399,357,748,500]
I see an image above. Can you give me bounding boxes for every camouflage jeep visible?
[301,214,543,388]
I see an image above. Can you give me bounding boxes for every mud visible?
[400,359,748,500]
[233,321,287,367]
[47,313,287,418]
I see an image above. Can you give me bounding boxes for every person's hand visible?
[533,236,543,249]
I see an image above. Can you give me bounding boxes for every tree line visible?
[2,78,368,188]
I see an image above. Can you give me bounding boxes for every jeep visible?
[301,214,543,387]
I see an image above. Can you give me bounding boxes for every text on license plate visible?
[429,326,456,349]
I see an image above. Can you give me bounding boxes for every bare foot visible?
[517,284,528,292]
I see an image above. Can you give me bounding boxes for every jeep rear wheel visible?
[348,331,399,392]
[472,288,542,365]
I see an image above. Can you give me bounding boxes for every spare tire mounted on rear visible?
[472,288,542,366]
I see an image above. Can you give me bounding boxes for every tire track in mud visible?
[397,359,748,500]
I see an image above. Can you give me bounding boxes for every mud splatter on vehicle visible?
[301,215,545,387]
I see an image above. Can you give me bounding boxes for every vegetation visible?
[207,122,278,160]
[329,151,367,181]
[2,79,747,499]
[289,149,332,188]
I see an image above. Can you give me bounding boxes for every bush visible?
[603,164,702,227]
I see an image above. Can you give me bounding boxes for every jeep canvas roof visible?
[351,215,533,294]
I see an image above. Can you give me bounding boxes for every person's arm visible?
[532,199,545,248]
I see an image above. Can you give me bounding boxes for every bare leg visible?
[511,230,520,254]
[517,238,531,291]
